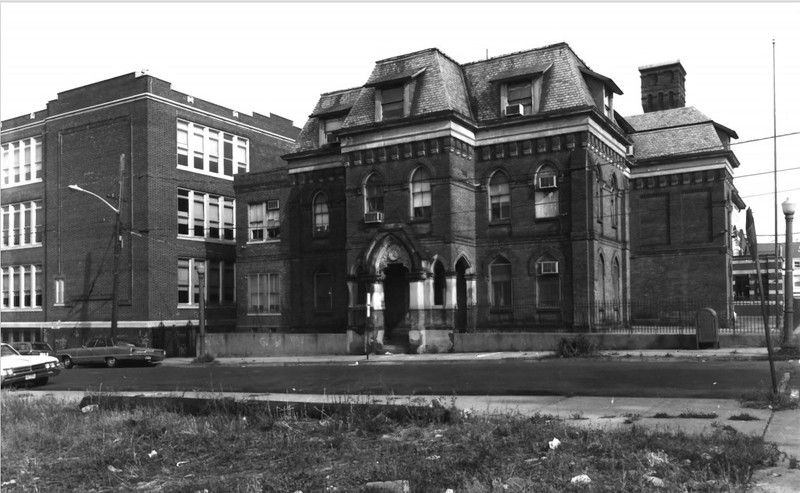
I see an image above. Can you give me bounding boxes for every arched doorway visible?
[383,263,409,335]
[455,258,469,332]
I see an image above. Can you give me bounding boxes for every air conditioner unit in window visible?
[364,211,384,224]
[538,175,557,189]
[267,199,280,210]
[504,104,524,116]
[538,261,559,275]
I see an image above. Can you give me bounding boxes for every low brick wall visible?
[206,333,351,357]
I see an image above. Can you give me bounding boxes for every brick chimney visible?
[639,61,686,113]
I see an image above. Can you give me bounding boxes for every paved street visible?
[41,356,794,399]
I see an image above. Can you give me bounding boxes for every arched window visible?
[314,269,332,312]
[597,253,606,302]
[490,256,512,308]
[534,165,558,218]
[433,261,446,306]
[536,255,560,308]
[489,170,511,220]
[612,257,621,302]
[313,192,329,234]
[410,167,431,218]
[364,174,384,214]
[610,175,619,229]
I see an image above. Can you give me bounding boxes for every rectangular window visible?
[1,265,42,310]
[1,200,42,249]
[249,201,280,241]
[507,80,533,115]
[248,203,265,241]
[177,189,235,241]
[178,258,234,307]
[54,277,65,305]
[536,270,561,308]
[1,137,43,188]
[490,263,512,308]
[322,117,343,144]
[176,120,248,178]
[247,273,280,314]
[381,86,405,120]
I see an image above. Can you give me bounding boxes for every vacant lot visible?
[0,392,784,492]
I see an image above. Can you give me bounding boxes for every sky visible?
[2,1,799,242]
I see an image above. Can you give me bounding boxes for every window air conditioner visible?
[538,261,559,275]
[538,175,557,189]
[364,211,384,224]
[504,104,524,116]
[267,199,280,210]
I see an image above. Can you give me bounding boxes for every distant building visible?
[234,43,745,353]
[1,72,299,349]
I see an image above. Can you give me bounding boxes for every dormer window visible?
[380,85,405,120]
[578,67,622,120]
[320,117,343,145]
[367,67,425,122]
[492,63,551,118]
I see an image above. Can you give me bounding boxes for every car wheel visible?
[62,356,74,369]
[105,357,117,368]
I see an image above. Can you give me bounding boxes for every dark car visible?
[11,341,56,357]
[56,337,166,369]
[1,343,61,387]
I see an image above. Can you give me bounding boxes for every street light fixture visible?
[67,154,125,339]
[781,197,796,349]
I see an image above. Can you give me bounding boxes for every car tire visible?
[105,357,117,368]
[62,356,74,369]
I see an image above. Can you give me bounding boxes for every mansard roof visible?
[288,43,622,155]
[625,107,738,163]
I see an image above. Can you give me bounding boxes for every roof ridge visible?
[461,41,572,67]
[319,86,363,97]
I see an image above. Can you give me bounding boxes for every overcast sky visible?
[2,1,799,240]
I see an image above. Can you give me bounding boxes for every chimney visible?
[638,61,686,113]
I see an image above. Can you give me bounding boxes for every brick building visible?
[1,72,299,351]
[235,43,746,353]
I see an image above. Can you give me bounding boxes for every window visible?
[313,192,330,234]
[433,261,446,306]
[365,174,384,213]
[321,117,344,145]
[611,176,619,229]
[411,167,431,219]
[507,80,532,114]
[380,85,405,120]
[247,273,280,314]
[314,270,333,312]
[490,257,512,308]
[534,165,559,218]
[1,137,42,187]
[248,201,280,242]
[489,171,511,221]
[536,256,561,308]
[1,265,42,310]
[177,189,235,241]
[176,120,248,178]
[177,258,235,307]
[1,200,42,248]
[54,277,65,305]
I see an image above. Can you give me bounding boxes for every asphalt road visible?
[36,358,791,399]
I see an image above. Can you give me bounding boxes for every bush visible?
[555,334,598,358]
[192,353,216,364]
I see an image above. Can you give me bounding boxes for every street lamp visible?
[67,154,125,339]
[195,262,206,357]
[782,197,796,349]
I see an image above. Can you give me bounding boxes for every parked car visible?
[11,341,56,357]
[1,343,61,387]
[57,337,166,369]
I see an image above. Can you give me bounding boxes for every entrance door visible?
[455,258,468,332]
[383,263,409,333]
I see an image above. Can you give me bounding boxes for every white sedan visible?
[1,343,61,387]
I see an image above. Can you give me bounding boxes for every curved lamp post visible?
[67,155,125,339]
[782,197,796,349]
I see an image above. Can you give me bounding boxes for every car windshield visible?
[32,343,51,350]
[1,345,20,357]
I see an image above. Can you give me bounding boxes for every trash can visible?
[696,307,719,349]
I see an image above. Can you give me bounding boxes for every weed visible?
[728,413,760,421]
[191,353,216,364]
[740,388,799,411]
[653,412,674,419]
[678,410,718,419]
[554,334,598,358]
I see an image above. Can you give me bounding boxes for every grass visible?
[1,392,785,492]
[739,388,799,411]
